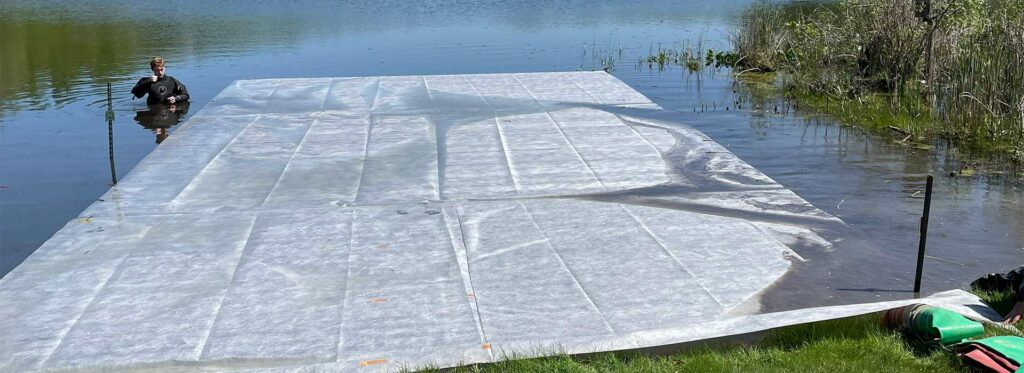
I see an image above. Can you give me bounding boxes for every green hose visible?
[883,304,985,345]
[910,306,985,345]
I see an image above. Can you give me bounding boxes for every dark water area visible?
[1,1,1020,309]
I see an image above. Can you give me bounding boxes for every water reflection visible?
[134,103,189,144]
[1,0,754,117]
[0,15,301,115]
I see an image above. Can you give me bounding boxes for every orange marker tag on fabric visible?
[359,359,388,366]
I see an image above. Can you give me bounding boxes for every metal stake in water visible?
[913,174,933,294]
[106,81,118,185]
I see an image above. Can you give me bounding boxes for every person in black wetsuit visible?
[971,266,1023,323]
[131,57,189,105]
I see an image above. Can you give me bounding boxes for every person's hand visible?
[167,96,176,104]
[150,75,158,82]
[1005,301,1023,324]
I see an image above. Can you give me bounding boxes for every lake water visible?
[1,0,1020,308]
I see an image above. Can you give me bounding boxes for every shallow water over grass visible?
[1,1,1020,308]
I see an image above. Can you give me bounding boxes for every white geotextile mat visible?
[0,72,994,372]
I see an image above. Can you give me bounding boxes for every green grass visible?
[418,290,1020,372]
[791,89,1023,160]
[975,288,1023,335]
[732,71,1023,162]
[729,0,1024,162]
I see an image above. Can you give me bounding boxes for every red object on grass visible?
[960,345,1019,373]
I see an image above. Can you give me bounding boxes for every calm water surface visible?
[1,0,1020,309]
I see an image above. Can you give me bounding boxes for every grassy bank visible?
[421,290,1020,372]
[731,0,1024,161]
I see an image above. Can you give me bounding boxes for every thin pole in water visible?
[106,81,118,185]
[913,174,933,294]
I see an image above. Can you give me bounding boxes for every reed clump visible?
[732,0,1024,159]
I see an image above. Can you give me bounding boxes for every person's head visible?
[150,57,166,77]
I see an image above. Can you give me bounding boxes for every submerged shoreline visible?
[735,71,1024,169]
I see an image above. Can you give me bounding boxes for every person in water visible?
[131,57,189,105]
[971,266,1023,323]
[135,102,189,144]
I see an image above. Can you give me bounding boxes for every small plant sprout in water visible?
[579,41,621,72]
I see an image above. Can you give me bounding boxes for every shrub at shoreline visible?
[732,0,1024,161]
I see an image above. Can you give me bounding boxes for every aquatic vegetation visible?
[731,0,1024,160]
[638,40,734,73]
[731,0,788,72]
[580,41,621,72]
